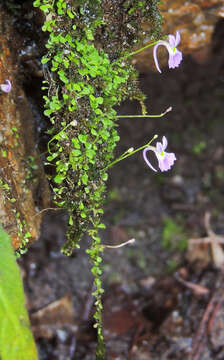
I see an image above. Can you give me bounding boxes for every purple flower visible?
[143,136,176,172]
[0,80,12,93]
[153,31,183,73]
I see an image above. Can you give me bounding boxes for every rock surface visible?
[0,7,49,250]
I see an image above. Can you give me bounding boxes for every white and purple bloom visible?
[153,31,183,73]
[143,136,176,172]
[0,79,12,93]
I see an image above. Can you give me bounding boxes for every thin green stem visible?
[113,40,159,66]
[117,107,172,119]
[104,135,157,171]
[113,35,168,66]
[123,40,159,59]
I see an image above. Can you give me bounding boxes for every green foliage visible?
[193,140,207,155]
[34,0,162,356]
[25,156,39,182]
[0,174,31,254]
[35,0,161,254]
[0,226,38,360]
[162,217,187,251]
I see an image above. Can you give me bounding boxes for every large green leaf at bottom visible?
[0,226,38,360]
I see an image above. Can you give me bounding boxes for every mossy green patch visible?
[33,0,162,356]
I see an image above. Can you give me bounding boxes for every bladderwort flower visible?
[153,31,183,73]
[0,79,12,93]
[143,136,176,172]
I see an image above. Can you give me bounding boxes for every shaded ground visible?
[13,9,224,360]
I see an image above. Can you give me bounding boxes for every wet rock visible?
[134,0,224,71]
[31,295,76,339]
[0,6,50,250]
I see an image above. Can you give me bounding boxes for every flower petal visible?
[168,49,183,69]
[168,34,176,48]
[156,141,163,153]
[155,151,176,172]
[161,152,176,171]
[158,158,167,172]
[162,136,168,150]
[143,147,157,172]
[175,31,181,46]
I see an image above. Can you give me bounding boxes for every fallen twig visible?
[175,273,209,296]
[190,289,224,360]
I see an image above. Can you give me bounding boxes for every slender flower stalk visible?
[119,40,159,62]
[117,107,172,119]
[0,80,12,93]
[143,136,176,172]
[104,135,158,171]
[153,31,183,73]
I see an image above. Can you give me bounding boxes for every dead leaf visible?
[186,212,224,268]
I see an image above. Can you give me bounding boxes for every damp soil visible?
[14,10,224,360]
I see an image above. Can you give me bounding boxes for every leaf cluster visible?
[33,0,161,354]
[34,0,161,254]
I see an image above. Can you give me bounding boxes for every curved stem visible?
[102,238,135,249]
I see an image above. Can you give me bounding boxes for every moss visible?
[33,0,162,356]
[34,0,162,254]
[162,217,188,252]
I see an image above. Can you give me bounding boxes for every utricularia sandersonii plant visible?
[32,0,182,357]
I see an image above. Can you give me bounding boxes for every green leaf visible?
[84,28,94,41]
[67,9,75,19]
[102,173,108,181]
[0,226,38,360]
[33,0,41,7]
[71,149,81,157]
[78,134,88,143]
[86,149,95,159]
[54,174,65,184]
[71,138,80,149]
[81,212,87,219]
[69,216,73,225]
[41,57,50,64]
[81,173,88,185]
